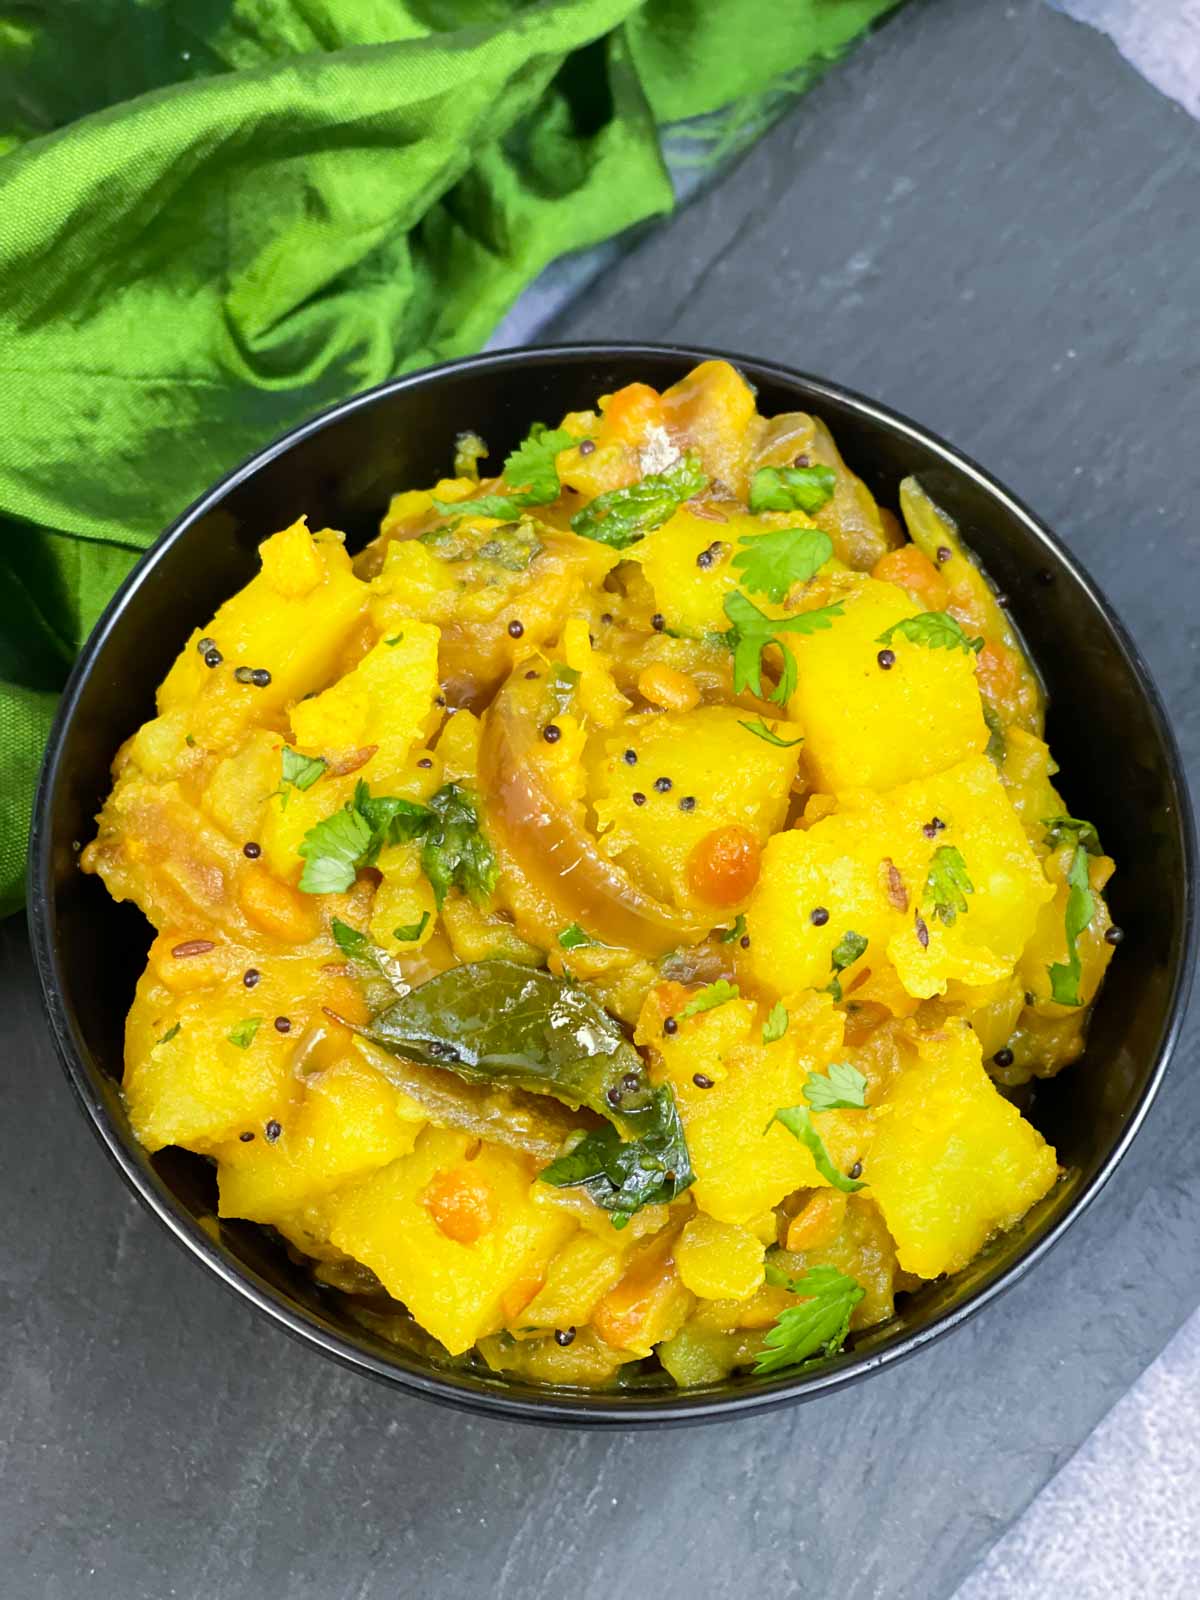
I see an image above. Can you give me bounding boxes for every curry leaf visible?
[539,1085,694,1227]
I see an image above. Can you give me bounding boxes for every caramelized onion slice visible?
[478,667,710,957]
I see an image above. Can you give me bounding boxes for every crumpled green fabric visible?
[0,0,897,914]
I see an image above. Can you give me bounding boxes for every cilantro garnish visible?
[385,633,404,647]
[924,845,974,927]
[749,465,837,516]
[546,663,580,715]
[676,979,740,1020]
[822,931,868,1002]
[753,1262,864,1375]
[453,430,488,482]
[719,914,748,944]
[394,912,431,943]
[766,1106,866,1194]
[723,589,844,704]
[1043,815,1102,856]
[876,611,984,655]
[570,453,708,549]
[762,1002,789,1044]
[434,423,574,522]
[538,1085,694,1228]
[1048,843,1095,1006]
[274,746,326,810]
[227,1018,263,1049]
[298,781,495,907]
[739,718,804,748]
[803,1061,868,1112]
[732,527,833,603]
[155,1022,181,1047]
[557,924,597,951]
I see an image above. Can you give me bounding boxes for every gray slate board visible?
[2,0,1198,1596]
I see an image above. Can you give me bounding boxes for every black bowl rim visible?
[27,340,1197,1427]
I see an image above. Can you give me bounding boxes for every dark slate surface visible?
[3,1,1198,1596]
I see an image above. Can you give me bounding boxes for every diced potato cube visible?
[591,705,801,908]
[562,616,630,726]
[326,1128,575,1355]
[744,755,1054,1000]
[216,1056,426,1224]
[199,730,281,842]
[289,623,440,758]
[638,989,866,1223]
[369,842,437,953]
[786,575,989,791]
[516,1230,633,1333]
[675,1216,764,1302]
[865,1021,1058,1278]
[158,520,367,721]
[632,506,747,637]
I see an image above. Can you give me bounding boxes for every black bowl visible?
[28,343,1195,1425]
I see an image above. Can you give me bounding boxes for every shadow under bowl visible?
[27,343,1196,1425]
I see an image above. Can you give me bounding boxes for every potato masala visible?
[82,360,1118,1387]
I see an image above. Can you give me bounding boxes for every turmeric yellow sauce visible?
[83,361,1117,1387]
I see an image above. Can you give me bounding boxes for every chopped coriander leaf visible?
[732,526,833,603]
[924,845,974,927]
[762,1002,789,1044]
[719,914,747,944]
[394,911,431,943]
[766,1106,866,1193]
[420,783,497,909]
[822,930,868,1002]
[739,718,804,748]
[227,1017,263,1049]
[1048,843,1095,1006]
[676,978,740,1020]
[385,633,405,646]
[155,1022,181,1047]
[754,1262,864,1374]
[876,611,984,655]
[982,703,1007,767]
[546,663,580,715]
[453,430,488,481]
[435,423,573,521]
[571,453,708,550]
[539,1085,693,1227]
[749,464,837,516]
[557,923,597,951]
[803,1061,868,1111]
[1043,815,1102,856]
[353,781,434,855]
[723,589,844,702]
[331,917,371,961]
[298,805,374,894]
[281,746,326,793]
[184,734,196,747]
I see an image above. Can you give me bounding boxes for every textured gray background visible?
[4,0,1199,1596]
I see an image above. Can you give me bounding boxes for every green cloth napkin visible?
[0,0,896,914]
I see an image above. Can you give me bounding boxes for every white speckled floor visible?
[956,1308,1200,1597]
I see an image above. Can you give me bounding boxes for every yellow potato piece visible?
[744,755,1054,999]
[865,1021,1059,1278]
[641,991,867,1223]
[591,705,801,908]
[786,575,989,791]
[289,623,440,757]
[675,1216,765,1302]
[216,1056,426,1225]
[326,1128,575,1356]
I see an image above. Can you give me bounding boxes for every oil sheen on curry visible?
[83,362,1117,1387]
